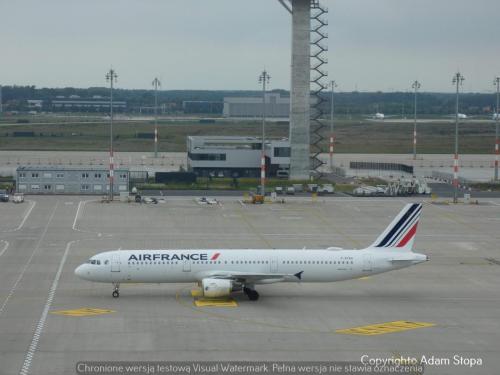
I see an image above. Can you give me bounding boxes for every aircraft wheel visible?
[112,290,119,298]
[244,287,259,301]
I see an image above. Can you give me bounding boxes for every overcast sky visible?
[0,0,498,93]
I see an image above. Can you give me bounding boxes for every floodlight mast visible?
[152,77,161,158]
[106,68,118,201]
[329,80,337,172]
[412,80,421,160]
[494,77,500,181]
[452,72,464,203]
[259,70,271,197]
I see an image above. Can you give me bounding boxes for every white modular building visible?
[187,136,290,178]
[16,166,129,195]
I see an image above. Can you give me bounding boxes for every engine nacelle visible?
[202,278,232,298]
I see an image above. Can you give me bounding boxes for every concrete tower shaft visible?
[289,0,311,180]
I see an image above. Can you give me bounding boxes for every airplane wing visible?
[196,270,304,284]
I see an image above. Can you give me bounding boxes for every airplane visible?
[75,203,429,301]
[365,112,400,121]
[492,113,500,120]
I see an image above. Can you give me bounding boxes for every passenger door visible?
[270,257,278,273]
[111,253,121,272]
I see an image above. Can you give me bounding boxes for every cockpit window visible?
[87,259,101,265]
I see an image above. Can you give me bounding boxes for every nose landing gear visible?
[112,283,120,298]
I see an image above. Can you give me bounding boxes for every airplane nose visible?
[75,265,84,278]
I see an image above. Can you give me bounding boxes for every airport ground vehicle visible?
[76,204,428,301]
[12,193,24,203]
[0,189,9,202]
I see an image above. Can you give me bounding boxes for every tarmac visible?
[0,195,499,374]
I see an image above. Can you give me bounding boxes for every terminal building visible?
[223,93,290,118]
[187,136,290,178]
[16,166,129,195]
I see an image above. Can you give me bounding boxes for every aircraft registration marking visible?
[194,298,238,307]
[336,321,435,336]
[51,308,115,317]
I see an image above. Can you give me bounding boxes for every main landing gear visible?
[112,283,120,298]
[243,286,259,301]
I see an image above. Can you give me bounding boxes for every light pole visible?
[329,80,337,172]
[412,80,421,160]
[152,77,161,158]
[259,70,270,197]
[452,72,465,203]
[106,69,118,201]
[494,77,500,181]
[0,85,3,114]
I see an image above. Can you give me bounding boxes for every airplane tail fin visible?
[368,203,422,252]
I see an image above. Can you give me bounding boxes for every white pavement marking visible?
[2,200,36,233]
[72,201,83,231]
[0,202,58,318]
[0,240,9,257]
[19,240,76,375]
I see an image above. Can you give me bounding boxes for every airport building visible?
[15,166,129,195]
[51,98,126,112]
[223,93,290,118]
[187,136,290,178]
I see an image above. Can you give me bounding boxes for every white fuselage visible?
[75,248,427,285]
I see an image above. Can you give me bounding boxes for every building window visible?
[274,147,291,157]
[81,184,90,191]
[31,184,40,190]
[94,173,102,179]
[19,172,26,178]
[43,184,52,190]
[119,174,127,179]
[93,185,102,191]
[119,185,127,191]
[81,173,89,179]
[18,184,27,191]
[43,173,52,178]
[188,153,227,161]
[56,185,65,191]
[56,173,64,178]
[31,173,39,178]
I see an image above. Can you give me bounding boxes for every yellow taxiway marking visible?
[193,298,238,307]
[51,308,115,317]
[357,276,371,280]
[336,321,435,336]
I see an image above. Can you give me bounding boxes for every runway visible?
[0,196,499,374]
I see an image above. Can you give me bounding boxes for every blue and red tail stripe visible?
[374,203,422,248]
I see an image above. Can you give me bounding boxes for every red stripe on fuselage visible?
[211,252,220,260]
[396,222,418,247]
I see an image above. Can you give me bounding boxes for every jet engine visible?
[202,278,232,298]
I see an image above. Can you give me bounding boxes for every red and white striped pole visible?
[329,135,334,171]
[329,80,337,172]
[109,148,114,199]
[259,70,270,197]
[452,72,464,203]
[494,77,500,181]
[106,68,117,201]
[453,152,459,190]
[261,152,266,195]
[495,138,499,180]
